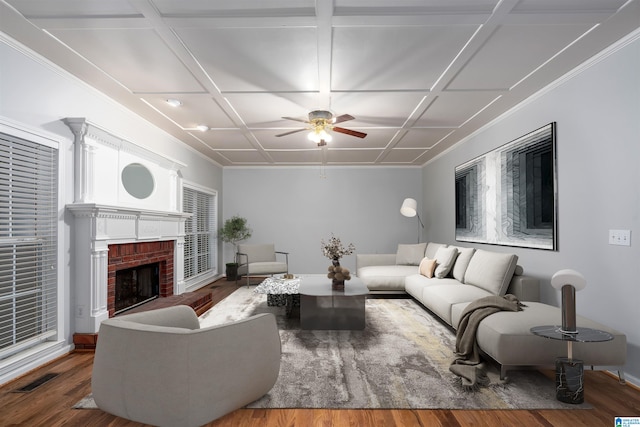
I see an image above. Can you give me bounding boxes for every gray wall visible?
[422,34,640,385]
[223,166,422,274]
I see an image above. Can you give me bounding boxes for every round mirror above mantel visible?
[121,162,155,199]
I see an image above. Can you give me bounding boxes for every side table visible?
[254,276,300,317]
[530,325,613,404]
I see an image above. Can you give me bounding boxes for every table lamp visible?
[551,269,586,336]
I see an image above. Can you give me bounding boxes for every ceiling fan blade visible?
[332,114,355,124]
[275,128,307,137]
[333,126,367,138]
[282,116,310,124]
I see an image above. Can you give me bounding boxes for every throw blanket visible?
[450,294,525,390]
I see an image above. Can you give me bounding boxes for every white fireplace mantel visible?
[67,203,191,243]
[64,118,192,334]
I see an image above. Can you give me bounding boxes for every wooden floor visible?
[1,278,639,427]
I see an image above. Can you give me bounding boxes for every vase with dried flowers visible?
[320,234,355,290]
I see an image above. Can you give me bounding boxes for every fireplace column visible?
[90,241,109,328]
[174,237,185,295]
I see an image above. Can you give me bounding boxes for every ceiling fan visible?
[276,110,367,146]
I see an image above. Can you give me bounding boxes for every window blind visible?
[182,186,216,280]
[0,132,58,361]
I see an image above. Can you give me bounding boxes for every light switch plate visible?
[609,229,631,246]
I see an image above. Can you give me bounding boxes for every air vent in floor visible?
[12,373,59,393]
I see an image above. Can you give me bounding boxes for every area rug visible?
[76,287,589,410]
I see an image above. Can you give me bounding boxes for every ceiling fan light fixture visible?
[308,128,332,143]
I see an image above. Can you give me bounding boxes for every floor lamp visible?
[400,198,424,243]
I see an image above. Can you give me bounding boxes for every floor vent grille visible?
[12,373,59,393]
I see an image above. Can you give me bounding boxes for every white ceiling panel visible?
[266,149,327,164]
[46,28,205,93]
[252,130,317,150]
[381,148,427,164]
[325,149,383,164]
[329,92,427,127]
[2,0,638,167]
[447,24,595,90]
[512,0,627,13]
[153,0,316,15]
[331,25,478,91]
[175,27,319,93]
[218,150,272,164]
[395,128,453,149]
[195,130,255,150]
[11,0,138,16]
[140,94,237,129]
[414,91,502,127]
[334,0,498,11]
[224,93,320,127]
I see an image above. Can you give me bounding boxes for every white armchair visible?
[236,243,289,286]
[91,306,281,427]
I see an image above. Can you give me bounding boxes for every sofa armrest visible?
[506,275,540,302]
[356,253,397,274]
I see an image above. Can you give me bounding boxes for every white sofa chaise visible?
[356,242,627,381]
[92,306,281,427]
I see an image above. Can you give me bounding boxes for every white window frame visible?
[182,181,218,291]
[0,118,70,386]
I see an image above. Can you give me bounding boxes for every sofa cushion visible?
[421,284,493,326]
[474,302,626,367]
[425,242,447,259]
[405,273,437,299]
[418,258,437,278]
[463,250,518,295]
[449,246,475,282]
[434,246,458,279]
[358,265,418,291]
[396,243,427,265]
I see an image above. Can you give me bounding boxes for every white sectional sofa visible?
[356,242,627,381]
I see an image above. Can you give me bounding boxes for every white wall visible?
[0,34,223,384]
[422,33,640,385]
[223,166,422,274]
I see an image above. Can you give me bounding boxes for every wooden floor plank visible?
[1,278,638,426]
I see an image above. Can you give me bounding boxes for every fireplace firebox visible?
[115,263,160,314]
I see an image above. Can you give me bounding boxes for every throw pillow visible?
[418,258,437,278]
[395,243,427,265]
[450,246,476,283]
[433,246,459,278]
[425,242,447,259]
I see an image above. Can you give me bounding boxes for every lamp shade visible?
[551,269,586,291]
[400,198,417,217]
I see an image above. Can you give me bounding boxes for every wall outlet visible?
[609,229,631,246]
[76,305,85,318]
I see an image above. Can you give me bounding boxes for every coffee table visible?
[298,275,369,330]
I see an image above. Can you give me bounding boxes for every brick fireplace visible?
[108,241,174,317]
[68,203,189,336]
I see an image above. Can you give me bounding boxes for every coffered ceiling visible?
[1,0,639,167]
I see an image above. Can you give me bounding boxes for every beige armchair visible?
[236,243,289,285]
[91,306,281,427]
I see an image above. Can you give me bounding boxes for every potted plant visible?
[219,215,252,281]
